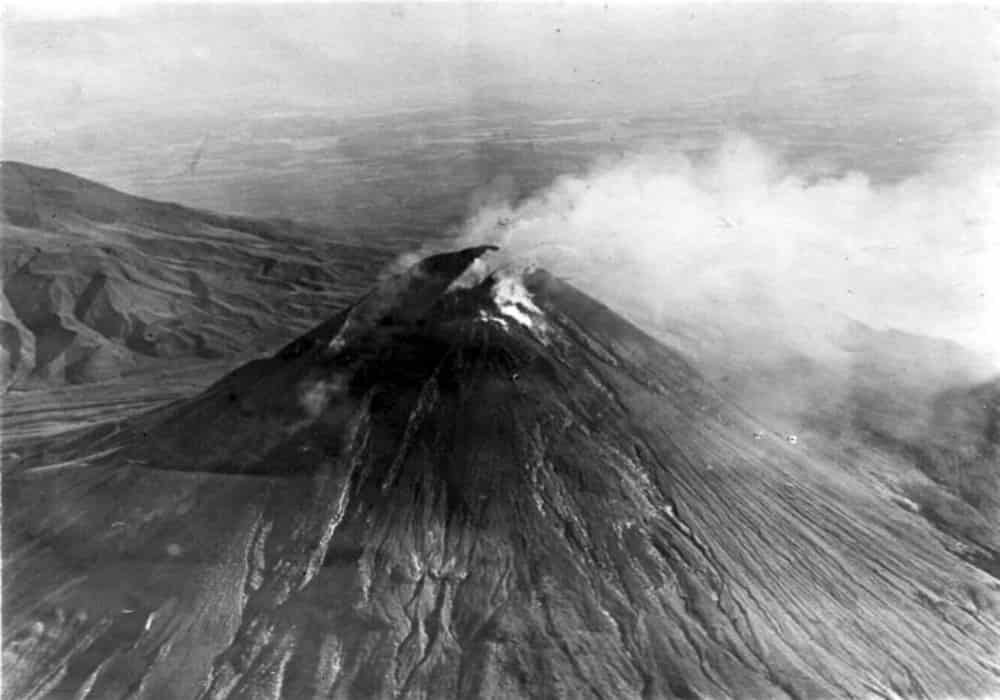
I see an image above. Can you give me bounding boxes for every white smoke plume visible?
[298,375,348,420]
[491,271,545,333]
[448,133,1000,377]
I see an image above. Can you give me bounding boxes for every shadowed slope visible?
[4,248,1000,699]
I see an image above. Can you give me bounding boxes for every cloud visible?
[447,132,1000,371]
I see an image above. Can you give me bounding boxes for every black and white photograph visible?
[2,1,999,698]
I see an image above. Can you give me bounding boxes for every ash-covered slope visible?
[5,248,1000,699]
[0,161,396,389]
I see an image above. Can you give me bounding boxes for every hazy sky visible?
[4,3,998,135]
[3,2,999,363]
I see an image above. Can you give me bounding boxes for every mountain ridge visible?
[0,161,398,391]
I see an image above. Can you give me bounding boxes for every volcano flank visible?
[4,247,1000,699]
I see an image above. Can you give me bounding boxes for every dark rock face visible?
[4,248,1000,699]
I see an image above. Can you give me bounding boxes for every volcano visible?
[4,247,1000,699]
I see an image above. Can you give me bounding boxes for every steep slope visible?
[0,161,398,389]
[4,248,1000,699]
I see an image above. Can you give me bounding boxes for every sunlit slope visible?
[5,248,999,699]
